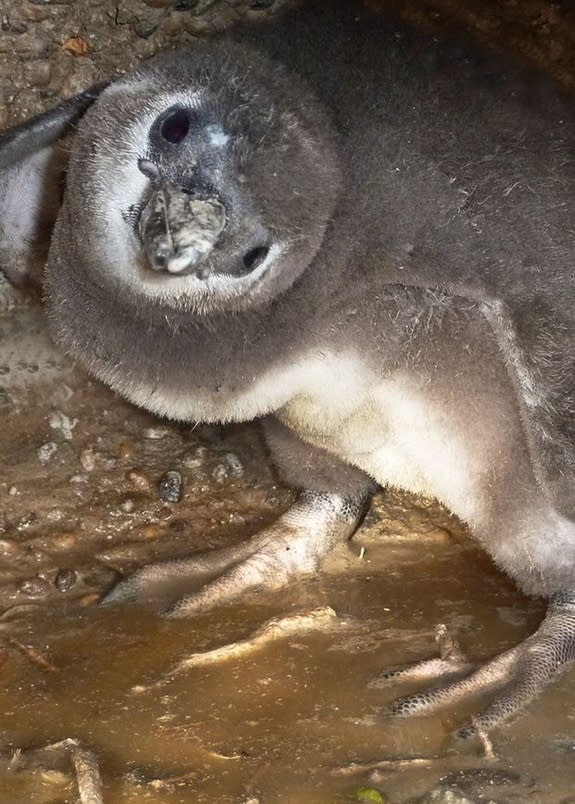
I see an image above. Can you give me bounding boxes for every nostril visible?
[242,245,269,273]
[152,252,168,270]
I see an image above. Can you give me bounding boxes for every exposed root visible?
[132,606,350,693]
[4,738,104,804]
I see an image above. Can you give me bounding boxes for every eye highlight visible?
[159,107,192,144]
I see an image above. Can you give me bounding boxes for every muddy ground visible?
[1,0,575,802]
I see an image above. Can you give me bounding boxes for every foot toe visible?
[381,594,575,733]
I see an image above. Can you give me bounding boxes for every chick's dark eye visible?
[160,108,191,144]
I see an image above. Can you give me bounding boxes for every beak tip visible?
[166,251,200,275]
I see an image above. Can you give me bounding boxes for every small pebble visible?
[19,577,51,598]
[9,20,28,34]
[0,539,23,558]
[51,532,78,550]
[46,509,64,521]
[162,11,190,36]
[212,463,229,484]
[79,592,100,607]
[182,446,208,470]
[126,468,152,491]
[8,485,18,496]
[38,441,58,464]
[158,470,184,503]
[55,568,77,592]
[117,439,135,459]
[99,455,117,471]
[58,65,101,98]
[133,19,159,38]
[80,447,96,472]
[120,497,136,513]
[17,512,38,530]
[139,524,162,540]
[24,59,52,87]
[22,3,51,22]
[49,411,78,441]
[223,452,244,476]
[69,474,89,484]
[82,566,120,588]
[21,33,51,59]
[26,547,46,562]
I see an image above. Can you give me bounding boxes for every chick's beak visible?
[137,159,226,277]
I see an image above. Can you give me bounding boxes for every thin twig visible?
[132,607,346,693]
[8,638,57,671]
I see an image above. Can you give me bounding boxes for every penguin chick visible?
[3,1,575,737]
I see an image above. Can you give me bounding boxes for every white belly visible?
[277,354,482,527]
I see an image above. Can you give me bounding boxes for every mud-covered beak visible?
[137,160,226,276]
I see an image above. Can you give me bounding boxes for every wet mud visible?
[2,1,575,802]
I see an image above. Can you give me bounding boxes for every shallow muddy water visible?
[1,296,575,803]
[3,0,575,801]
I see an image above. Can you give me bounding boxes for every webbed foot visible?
[378,593,575,736]
[101,490,367,617]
